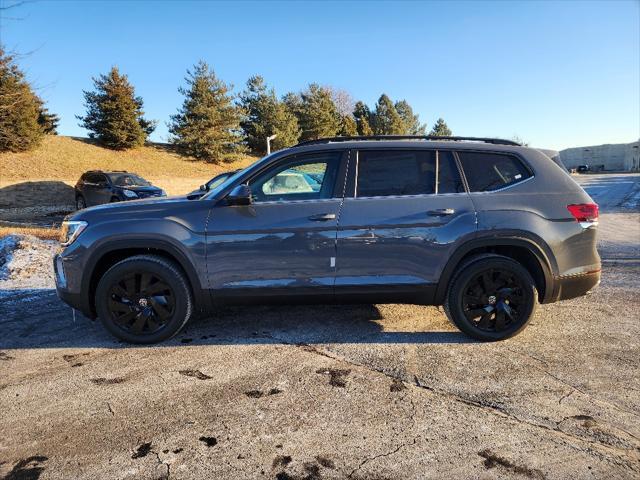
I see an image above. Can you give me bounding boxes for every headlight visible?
[59,220,88,247]
[123,189,138,198]
[160,189,167,196]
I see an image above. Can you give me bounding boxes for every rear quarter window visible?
[458,152,531,192]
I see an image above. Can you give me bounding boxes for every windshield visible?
[108,173,151,187]
[206,172,234,189]
[202,169,246,199]
[201,153,279,200]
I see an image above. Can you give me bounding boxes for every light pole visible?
[266,134,277,155]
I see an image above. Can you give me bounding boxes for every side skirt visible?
[209,284,438,307]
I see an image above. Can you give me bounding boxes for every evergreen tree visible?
[298,84,341,141]
[429,118,452,137]
[239,75,300,155]
[359,117,374,136]
[0,47,44,152]
[282,91,303,119]
[169,61,244,162]
[77,66,155,149]
[339,115,358,136]
[353,101,372,136]
[36,97,59,134]
[395,100,426,135]
[270,101,301,151]
[371,94,404,135]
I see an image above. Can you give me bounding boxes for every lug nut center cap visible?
[138,298,149,307]
[488,295,497,305]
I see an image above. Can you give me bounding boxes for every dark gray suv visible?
[54,136,601,343]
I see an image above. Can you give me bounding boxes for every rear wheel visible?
[444,254,537,341]
[76,195,86,210]
[95,255,193,344]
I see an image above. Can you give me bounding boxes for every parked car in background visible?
[75,171,165,209]
[577,165,590,173]
[186,170,240,200]
[56,135,600,344]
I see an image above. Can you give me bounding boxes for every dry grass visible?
[0,136,258,182]
[0,225,60,240]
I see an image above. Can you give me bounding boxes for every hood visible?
[121,185,162,193]
[69,195,192,222]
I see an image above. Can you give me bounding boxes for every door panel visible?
[206,200,341,300]
[205,150,347,303]
[336,195,476,286]
[335,149,477,303]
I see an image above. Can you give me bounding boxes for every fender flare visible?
[435,232,558,304]
[82,237,209,316]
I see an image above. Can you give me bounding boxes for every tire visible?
[110,196,120,203]
[444,254,538,341]
[95,255,193,344]
[76,195,86,210]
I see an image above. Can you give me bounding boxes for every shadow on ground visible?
[0,289,469,350]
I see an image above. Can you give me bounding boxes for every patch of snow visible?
[0,234,58,297]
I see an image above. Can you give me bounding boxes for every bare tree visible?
[325,86,355,118]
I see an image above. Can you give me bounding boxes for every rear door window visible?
[457,152,531,192]
[356,150,463,197]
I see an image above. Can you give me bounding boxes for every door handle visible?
[308,213,336,221]
[427,208,455,216]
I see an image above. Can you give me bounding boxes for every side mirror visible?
[227,184,252,206]
[199,184,208,192]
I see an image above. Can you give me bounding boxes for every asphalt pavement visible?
[1,173,639,479]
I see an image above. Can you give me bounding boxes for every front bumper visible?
[54,253,95,318]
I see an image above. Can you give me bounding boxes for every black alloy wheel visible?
[95,255,192,343]
[107,272,175,336]
[445,254,537,341]
[76,196,86,210]
[461,268,526,332]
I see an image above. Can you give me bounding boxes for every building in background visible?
[560,141,640,171]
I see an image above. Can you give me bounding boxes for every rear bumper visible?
[554,269,601,301]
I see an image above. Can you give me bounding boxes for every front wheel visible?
[444,254,538,341]
[95,255,193,344]
[76,195,86,210]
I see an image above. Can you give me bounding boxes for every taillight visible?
[567,203,599,226]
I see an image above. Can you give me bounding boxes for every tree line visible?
[0,47,60,152]
[1,49,453,162]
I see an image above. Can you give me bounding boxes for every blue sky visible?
[2,0,638,150]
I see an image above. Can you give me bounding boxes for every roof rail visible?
[294,135,521,147]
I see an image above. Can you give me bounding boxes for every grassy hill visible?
[0,136,258,182]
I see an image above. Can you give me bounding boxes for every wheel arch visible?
[436,233,557,304]
[83,238,209,318]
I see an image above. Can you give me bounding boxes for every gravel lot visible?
[1,174,639,479]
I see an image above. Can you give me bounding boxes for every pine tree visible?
[270,101,301,151]
[239,75,300,155]
[339,115,358,136]
[359,117,374,136]
[429,118,452,137]
[77,66,155,149]
[36,97,59,134]
[353,101,372,136]
[298,84,341,141]
[0,47,44,152]
[371,94,404,135]
[395,100,426,135]
[169,61,244,162]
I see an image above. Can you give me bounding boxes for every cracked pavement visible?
[1,174,639,479]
